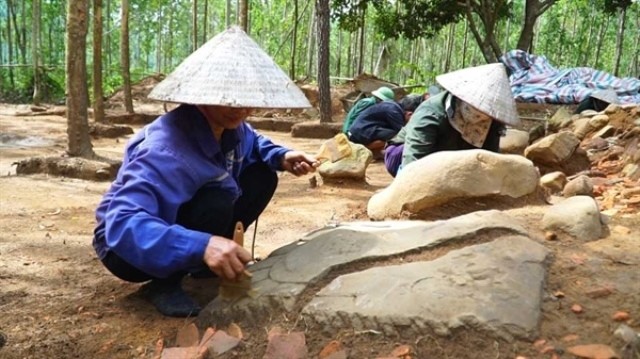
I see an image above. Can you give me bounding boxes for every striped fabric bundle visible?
[500,50,640,105]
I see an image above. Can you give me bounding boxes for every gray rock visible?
[198,211,529,329]
[563,175,594,197]
[524,131,580,165]
[367,150,539,220]
[303,236,549,341]
[541,196,603,241]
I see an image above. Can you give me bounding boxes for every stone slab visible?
[303,236,549,341]
[199,211,528,327]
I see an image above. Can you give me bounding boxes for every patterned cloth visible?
[447,97,492,148]
[500,50,640,104]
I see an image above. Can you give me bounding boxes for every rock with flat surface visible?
[542,196,603,241]
[367,149,538,219]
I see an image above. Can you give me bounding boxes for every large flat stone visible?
[198,211,528,327]
[303,236,549,341]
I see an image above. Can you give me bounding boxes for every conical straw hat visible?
[148,27,311,108]
[436,63,520,127]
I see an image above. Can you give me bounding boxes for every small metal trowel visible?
[218,222,257,300]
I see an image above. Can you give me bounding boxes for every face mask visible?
[449,100,492,148]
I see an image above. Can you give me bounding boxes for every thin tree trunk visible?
[106,0,111,70]
[203,0,208,42]
[226,0,232,28]
[594,16,610,69]
[613,6,627,76]
[156,9,162,73]
[120,0,134,114]
[93,0,105,123]
[8,0,26,65]
[462,18,469,67]
[305,5,316,79]
[239,0,248,32]
[32,0,41,104]
[357,9,365,74]
[336,30,342,77]
[66,0,95,158]
[289,0,298,79]
[6,0,15,87]
[369,38,375,73]
[316,0,331,123]
[193,0,198,50]
[631,14,640,77]
[444,23,455,73]
[346,31,353,77]
[580,8,596,66]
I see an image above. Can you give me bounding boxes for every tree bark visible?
[517,0,556,52]
[6,0,15,87]
[290,0,298,79]
[8,0,26,66]
[462,18,469,67]
[66,0,95,158]
[93,0,105,123]
[316,0,331,123]
[120,0,134,114]
[32,0,42,105]
[226,0,232,28]
[613,6,627,76]
[193,0,198,50]
[239,0,248,32]
[203,0,208,42]
[594,16,609,69]
[357,8,365,74]
[336,29,342,77]
[305,5,316,79]
[444,23,455,73]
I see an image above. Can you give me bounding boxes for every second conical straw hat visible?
[148,27,311,108]
[436,63,520,126]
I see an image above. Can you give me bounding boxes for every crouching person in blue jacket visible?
[93,27,317,317]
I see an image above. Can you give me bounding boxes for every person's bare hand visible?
[203,236,252,281]
[281,150,317,176]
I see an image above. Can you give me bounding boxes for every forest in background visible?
[0,0,638,104]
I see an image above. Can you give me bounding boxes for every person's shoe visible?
[141,279,201,317]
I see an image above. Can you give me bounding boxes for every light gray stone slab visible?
[302,236,549,341]
[199,210,529,328]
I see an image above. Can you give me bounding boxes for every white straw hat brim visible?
[148,27,311,108]
[436,63,520,127]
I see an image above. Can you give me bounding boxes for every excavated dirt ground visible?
[0,103,638,359]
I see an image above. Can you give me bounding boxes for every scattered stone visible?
[612,311,630,322]
[563,175,594,197]
[207,331,241,356]
[589,114,610,130]
[500,129,530,154]
[593,125,616,139]
[542,196,603,241]
[585,286,615,299]
[160,347,200,359]
[319,340,346,359]
[580,110,600,117]
[548,107,573,132]
[390,344,412,357]
[585,136,609,151]
[533,339,547,350]
[175,323,199,347]
[554,290,565,298]
[263,329,307,359]
[368,150,539,219]
[318,142,373,181]
[567,344,618,359]
[571,304,584,314]
[524,132,590,175]
[540,171,567,194]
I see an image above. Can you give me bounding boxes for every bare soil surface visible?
[0,104,638,359]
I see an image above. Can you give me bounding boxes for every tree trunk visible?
[93,0,105,123]
[336,30,342,77]
[290,0,298,79]
[631,14,639,77]
[462,18,469,67]
[32,0,42,105]
[239,0,248,32]
[66,0,95,158]
[120,0,134,114]
[156,9,162,73]
[357,9,365,74]
[346,31,353,77]
[106,0,111,70]
[594,16,609,69]
[613,6,627,76]
[203,0,208,42]
[226,0,232,28]
[6,0,15,87]
[8,0,26,66]
[305,5,316,79]
[444,23,455,73]
[193,0,198,50]
[316,0,331,123]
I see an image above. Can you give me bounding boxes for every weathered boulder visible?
[539,171,567,194]
[541,196,603,241]
[367,150,539,219]
[563,175,594,197]
[318,143,373,181]
[524,131,590,175]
